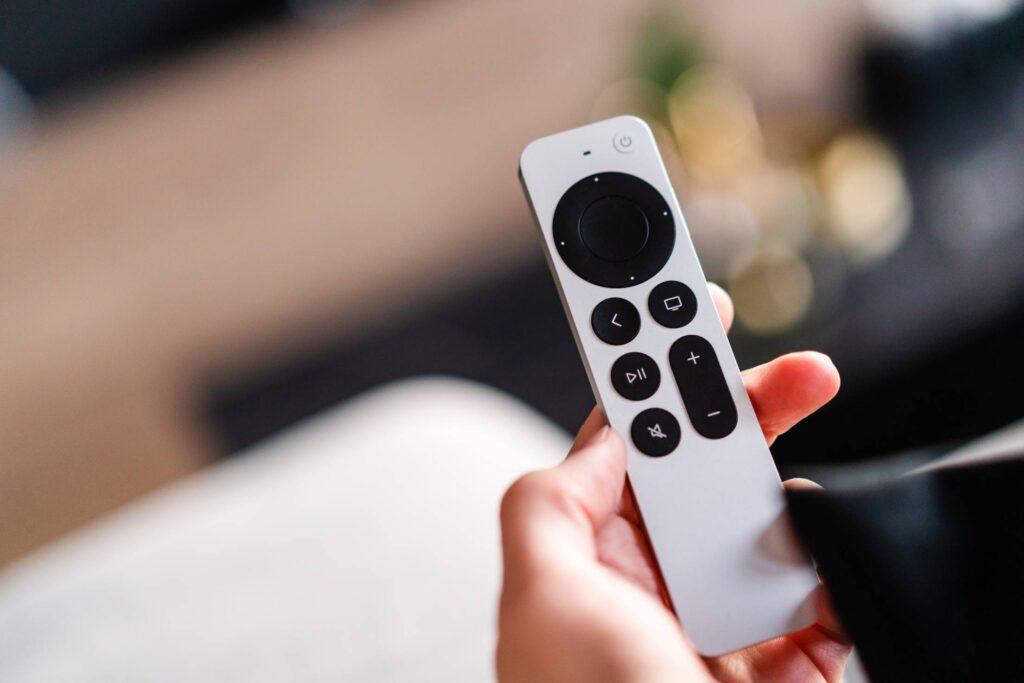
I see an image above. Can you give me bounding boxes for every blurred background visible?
[2,0,1024,572]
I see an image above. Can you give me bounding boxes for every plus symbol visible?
[686,352,700,365]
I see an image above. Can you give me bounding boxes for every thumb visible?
[500,424,627,587]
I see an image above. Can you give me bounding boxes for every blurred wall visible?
[0,0,652,564]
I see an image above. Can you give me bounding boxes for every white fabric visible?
[6,375,1012,682]
[922,417,1024,470]
[0,378,569,682]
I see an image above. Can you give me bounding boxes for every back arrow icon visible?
[611,314,622,327]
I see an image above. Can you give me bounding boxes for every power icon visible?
[613,133,635,153]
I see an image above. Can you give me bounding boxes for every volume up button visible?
[669,335,738,439]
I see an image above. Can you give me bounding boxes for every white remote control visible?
[519,116,820,655]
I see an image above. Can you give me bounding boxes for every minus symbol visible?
[707,411,721,417]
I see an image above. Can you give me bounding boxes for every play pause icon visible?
[625,367,647,384]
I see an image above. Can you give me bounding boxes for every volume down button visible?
[669,335,738,439]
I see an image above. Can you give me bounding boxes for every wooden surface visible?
[0,0,652,565]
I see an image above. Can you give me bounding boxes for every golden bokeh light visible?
[739,165,817,251]
[606,28,916,335]
[818,132,911,264]
[728,244,814,334]
[668,65,765,188]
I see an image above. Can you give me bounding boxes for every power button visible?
[613,132,636,154]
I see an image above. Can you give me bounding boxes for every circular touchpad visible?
[552,172,674,288]
[579,197,650,262]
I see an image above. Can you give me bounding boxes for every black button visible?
[591,298,640,345]
[580,197,650,262]
[553,173,675,288]
[669,335,738,439]
[611,352,661,401]
[648,281,698,329]
[630,408,681,457]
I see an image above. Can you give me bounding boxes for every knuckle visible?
[500,471,546,519]
[501,470,578,523]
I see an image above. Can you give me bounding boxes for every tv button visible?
[649,281,697,329]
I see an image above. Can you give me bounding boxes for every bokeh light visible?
[728,244,815,333]
[616,20,913,335]
[668,65,764,188]
[818,132,911,265]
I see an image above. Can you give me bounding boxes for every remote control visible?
[519,116,819,655]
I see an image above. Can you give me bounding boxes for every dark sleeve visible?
[787,457,1024,683]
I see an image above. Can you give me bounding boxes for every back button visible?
[592,298,640,345]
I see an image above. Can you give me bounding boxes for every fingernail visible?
[571,424,611,455]
[587,425,610,446]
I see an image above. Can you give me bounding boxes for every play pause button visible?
[626,368,648,384]
[611,352,660,401]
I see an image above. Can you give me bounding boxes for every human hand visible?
[497,284,850,682]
